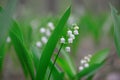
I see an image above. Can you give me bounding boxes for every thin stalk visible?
[48,44,63,80]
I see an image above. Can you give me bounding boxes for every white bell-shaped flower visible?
[70,34,75,39]
[65,46,70,52]
[36,41,42,48]
[73,30,79,35]
[40,27,46,33]
[46,29,51,37]
[67,30,72,36]
[41,36,48,44]
[60,37,65,44]
[84,63,89,68]
[68,38,73,43]
[48,22,54,30]
[79,66,84,71]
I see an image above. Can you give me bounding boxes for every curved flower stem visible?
[48,44,63,80]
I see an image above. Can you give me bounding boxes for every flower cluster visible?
[78,54,92,71]
[36,22,55,48]
[60,24,79,52]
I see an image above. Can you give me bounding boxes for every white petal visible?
[48,22,54,30]
[70,34,75,39]
[46,29,51,36]
[36,41,42,48]
[40,27,46,33]
[41,36,48,44]
[79,66,84,71]
[84,63,89,68]
[80,59,86,64]
[60,37,65,43]
[65,47,70,52]
[68,38,73,43]
[67,30,72,36]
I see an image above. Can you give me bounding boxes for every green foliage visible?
[0,1,113,80]
[35,6,71,80]
[79,13,107,43]
[56,49,76,79]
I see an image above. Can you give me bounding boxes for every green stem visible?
[48,44,63,80]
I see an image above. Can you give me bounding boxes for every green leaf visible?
[111,5,120,56]
[35,6,71,80]
[74,49,109,79]
[56,49,76,78]
[56,55,75,79]
[75,63,104,79]
[90,49,109,64]
[9,21,35,80]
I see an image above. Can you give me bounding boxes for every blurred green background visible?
[1,0,120,80]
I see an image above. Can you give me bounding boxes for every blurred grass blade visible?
[111,5,120,56]
[35,6,71,80]
[75,49,109,79]
[0,44,5,72]
[9,21,35,80]
[0,0,17,74]
[0,0,17,46]
[31,46,41,70]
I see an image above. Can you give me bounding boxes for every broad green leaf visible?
[111,5,120,56]
[74,49,109,79]
[9,21,35,80]
[35,6,71,80]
